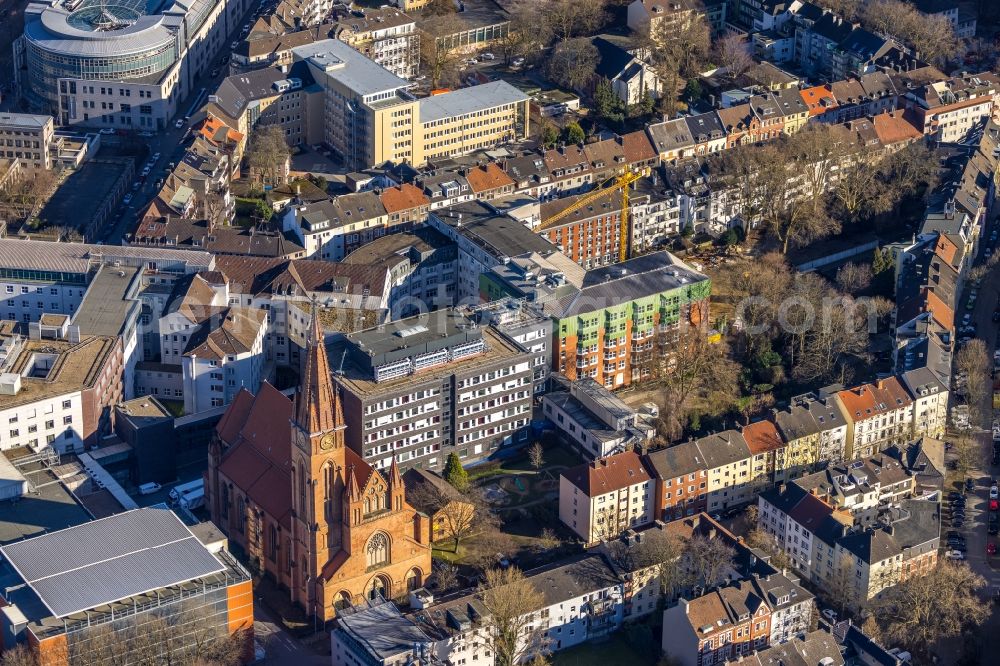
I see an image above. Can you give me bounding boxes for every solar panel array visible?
[0,508,225,618]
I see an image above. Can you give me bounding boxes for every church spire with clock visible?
[290,306,346,612]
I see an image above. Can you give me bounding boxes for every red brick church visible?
[206,315,431,621]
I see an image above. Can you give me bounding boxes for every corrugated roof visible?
[0,239,213,274]
[0,508,225,619]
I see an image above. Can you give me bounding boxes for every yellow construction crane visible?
[540,167,648,263]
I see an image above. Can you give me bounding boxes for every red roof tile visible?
[380,183,429,214]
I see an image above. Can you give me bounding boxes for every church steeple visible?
[294,304,343,435]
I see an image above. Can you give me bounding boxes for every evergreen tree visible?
[539,120,560,148]
[872,246,892,275]
[564,121,586,145]
[631,89,655,118]
[443,452,469,491]
[594,78,625,126]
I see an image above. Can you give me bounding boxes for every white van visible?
[138,482,162,495]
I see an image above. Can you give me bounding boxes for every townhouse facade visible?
[559,450,656,544]
[829,377,914,460]
[758,483,939,609]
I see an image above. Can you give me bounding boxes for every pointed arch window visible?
[298,465,307,517]
[323,462,334,519]
[366,532,390,570]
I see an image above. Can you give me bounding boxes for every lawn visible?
[552,631,658,666]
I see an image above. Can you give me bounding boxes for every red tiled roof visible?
[465,163,514,193]
[380,183,429,213]
[217,382,295,527]
[741,420,785,455]
[872,111,922,146]
[924,289,955,331]
[561,450,651,496]
[800,85,838,116]
[621,130,657,163]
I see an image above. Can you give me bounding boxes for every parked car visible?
[821,608,837,622]
[122,193,133,205]
[991,485,999,500]
[151,152,161,162]
[967,478,976,491]
[989,543,998,556]
[946,550,967,560]
[138,482,162,495]
[511,56,525,67]
[99,127,114,135]
[480,52,496,61]
[175,119,185,128]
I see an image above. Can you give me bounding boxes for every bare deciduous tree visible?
[869,562,989,661]
[527,442,545,471]
[478,567,549,666]
[683,534,736,591]
[0,168,57,220]
[655,331,739,442]
[835,262,873,295]
[419,15,464,89]
[546,0,607,41]
[957,338,991,424]
[495,1,551,65]
[861,0,960,66]
[545,38,599,91]
[246,124,290,187]
[432,562,460,592]
[713,33,754,79]
[408,481,490,552]
[0,645,38,666]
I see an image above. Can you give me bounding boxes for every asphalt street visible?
[100,0,277,245]
[941,207,1000,663]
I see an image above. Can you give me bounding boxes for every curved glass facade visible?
[23,0,179,107]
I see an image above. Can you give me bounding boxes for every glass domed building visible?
[22,0,182,109]
[19,0,229,127]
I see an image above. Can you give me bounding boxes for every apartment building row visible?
[331,512,825,666]
[758,482,939,610]
[557,369,945,543]
[892,119,1000,380]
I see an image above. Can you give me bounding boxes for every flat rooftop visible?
[71,264,141,337]
[117,395,173,424]
[0,508,226,619]
[433,200,558,259]
[345,309,482,364]
[0,466,90,545]
[0,113,51,130]
[543,251,710,318]
[293,38,411,99]
[338,601,434,661]
[35,159,129,234]
[340,226,455,266]
[0,239,213,277]
[333,324,525,398]
[545,392,621,443]
[0,321,118,410]
[418,81,528,124]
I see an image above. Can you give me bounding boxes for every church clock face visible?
[320,434,336,451]
[294,429,309,452]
